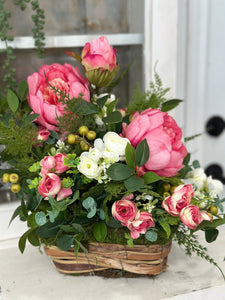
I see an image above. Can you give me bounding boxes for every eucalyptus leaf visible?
[82,197,95,209]
[35,212,47,226]
[145,230,158,242]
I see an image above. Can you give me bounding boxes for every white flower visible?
[103,131,130,160]
[185,168,207,190]
[205,176,223,197]
[94,138,105,152]
[78,152,101,180]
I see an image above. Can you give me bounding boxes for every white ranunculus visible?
[101,150,119,164]
[185,168,207,190]
[205,176,223,196]
[103,132,130,160]
[78,152,101,179]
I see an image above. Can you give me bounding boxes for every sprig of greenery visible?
[175,224,225,279]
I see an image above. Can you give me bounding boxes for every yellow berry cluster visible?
[67,126,96,151]
[2,173,21,193]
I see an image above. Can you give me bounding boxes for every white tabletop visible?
[0,230,225,300]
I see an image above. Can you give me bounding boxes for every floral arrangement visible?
[1,36,225,276]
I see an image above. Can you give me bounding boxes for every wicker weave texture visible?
[44,242,172,276]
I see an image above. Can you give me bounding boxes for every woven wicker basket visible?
[44,242,172,277]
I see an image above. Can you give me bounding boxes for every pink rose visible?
[180,205,212,229]
[38,173,61,198]
[127,211,155,239]
[37,126,50,141]
[122,108,187,177]
[57,188,72,201]
[162,184,194,216]
[81,36,119,87]
[112,195,137,225]
[54,153,69,174]
[40,156,56,175]
[27,63,90,131]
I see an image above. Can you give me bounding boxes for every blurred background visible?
[0,0,225,246]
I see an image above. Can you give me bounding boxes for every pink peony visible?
[122,108,187,177]
[57,188,72,201]
[81,36,117,72]
[162,184,194,216]
[38,173,61,198]
[127,211,155,239]
[112,195,137,225]
[27,63,90,131]
[54,153,70,174]
[81,36,119,87]
[180,205,212,229]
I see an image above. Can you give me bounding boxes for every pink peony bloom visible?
[38,173,61,198]
[37,126,50,141]
[162,184,194,216]
[81,36,117,72]
[27,63,90,131]
[112,195,137,225]
[127,211,155,239]
[54,153,70,174]
[122,108,187,177]
[180,205,212,230]
[57,188,72,201]
[81,36,119,87]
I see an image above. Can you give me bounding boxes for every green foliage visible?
[175,224,225,279]
[127,71,179,114]
[0,0,46,93]
[93,221,107,242]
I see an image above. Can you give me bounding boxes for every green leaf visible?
[145,230,158,242]
[82,197,95,209]
[124,175,144,191]
[18,81,29,100]
[9,206,21,225]
[19,228,36,253]
[71,223,85,234]
[161,99,183,112]
[7,89,19,112]
[205,228,219,243]
[98,209,105,220]
[28,230,40,247]
[96,95,109,108]
[22,113,39,124]
[103,111,122,124]
[192,160,200,168]
[47,210,59,223]
[158,217,171,238]
[106,217,123,228]
[35,212,47,226]
[21,197,28,218]
[36,220,65,238]
[135,139,150,167]
[57,235,74,251]
[65,51,82,62]
[142,171,161,184]
[125,143,136,169]
[106,163,134,181]
[69,98,99,115]
[106,99,118,114]
[93,221,107,242]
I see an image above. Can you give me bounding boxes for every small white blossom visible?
[205,176,223,197]
[185,168,207,190]
[103,132,130,161]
